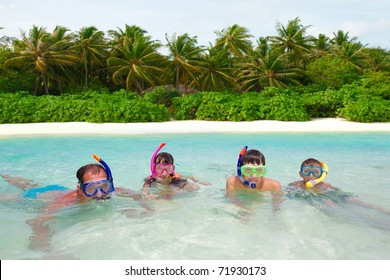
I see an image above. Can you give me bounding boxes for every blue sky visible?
[1,0,389,49]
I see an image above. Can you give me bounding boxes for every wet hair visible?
[155,152,174,164]
[300,158,321,169]
[76,164,107,184]
[242,149,266,165]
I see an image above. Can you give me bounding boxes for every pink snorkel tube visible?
[150,142,166,177]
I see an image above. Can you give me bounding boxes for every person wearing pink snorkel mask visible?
[142,143,207,200]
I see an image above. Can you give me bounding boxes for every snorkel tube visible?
[305,161,329,188]
[92,153,115,190]
[150,142,166,177]
[237,146,257,189]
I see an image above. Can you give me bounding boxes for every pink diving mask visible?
[150,142,166,177]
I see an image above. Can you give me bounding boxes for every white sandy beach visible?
[0,118,390,136]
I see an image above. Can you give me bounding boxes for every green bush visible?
[143,86,180,108]
[195,92,238,121]
[306,55,360,89]
[302,89,345,118]
[0,91,169,123]
[339,96,390,122]
[172,93,204,120]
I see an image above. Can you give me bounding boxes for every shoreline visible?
[1,118,390,137]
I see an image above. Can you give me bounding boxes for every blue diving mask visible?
[80,154,115,197]
[301,165,323,178]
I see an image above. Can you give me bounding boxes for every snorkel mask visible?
[237,146,268,189]
[150,142,171,178]
[304,161,329,188]
[80,154,115,198]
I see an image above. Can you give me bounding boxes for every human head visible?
[237,148,267,188]
[76,164,113,200]
[242,149,266,166]
[154,152,175,179]
[299,158,322,182]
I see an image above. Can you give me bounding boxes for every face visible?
[299,164,323,182]
[80,170,113,200]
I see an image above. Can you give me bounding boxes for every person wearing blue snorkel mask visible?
[287,158,390,215]
[226,147,282,212]
[1,154,144,252]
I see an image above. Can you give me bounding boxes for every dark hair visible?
[76,164,106,184]
[242,149,266,165]
[300,158,321,169]
[155,152,174,164]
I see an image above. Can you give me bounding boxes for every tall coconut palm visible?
[214,24,253,58]
[165,33,204,92]
[195,45,235,91]
[72,26,108,88]
[310,33,332,58]
[237,49,304,91]
[269,17,312,68]
[5,25,78,95]
[107,36,169,93]
[331,30,357,47]
[108,25,151,52]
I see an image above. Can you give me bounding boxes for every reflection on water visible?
[0,133,389,259]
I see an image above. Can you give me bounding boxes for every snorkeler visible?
[287,158,390,215]
[226,146,282,212]
[142,143,205,200]
[1,154,144,251]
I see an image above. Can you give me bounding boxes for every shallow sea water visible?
[0,132,389,259]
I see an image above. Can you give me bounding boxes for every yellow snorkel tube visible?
[305,161,329,188]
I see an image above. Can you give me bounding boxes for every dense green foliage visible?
[0,90,169,123]
[1,18,389,122]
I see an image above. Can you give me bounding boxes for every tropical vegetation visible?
[0,18,389,123]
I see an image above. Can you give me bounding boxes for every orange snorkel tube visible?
[305,161,329,188]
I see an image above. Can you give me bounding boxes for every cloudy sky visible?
[1,0,389,48]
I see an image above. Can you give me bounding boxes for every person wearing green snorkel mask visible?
[226,147,282,212]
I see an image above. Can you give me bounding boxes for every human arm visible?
[347,197,390,215]
[141,176,159,200]
[1,174,39,190]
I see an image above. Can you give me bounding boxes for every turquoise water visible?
[0,132,389,259]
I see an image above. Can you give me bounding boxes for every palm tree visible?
[72,26,108,88]
[107,35,169,93]
[269,17,312,68]
[310,33,332,58]
[331,30,357,47]
[214,24,253,58]
[237,49,304,91]
[165,33,204,92]
[195,45,235,91]
[5,25,78,95]
[108,25,150,52]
